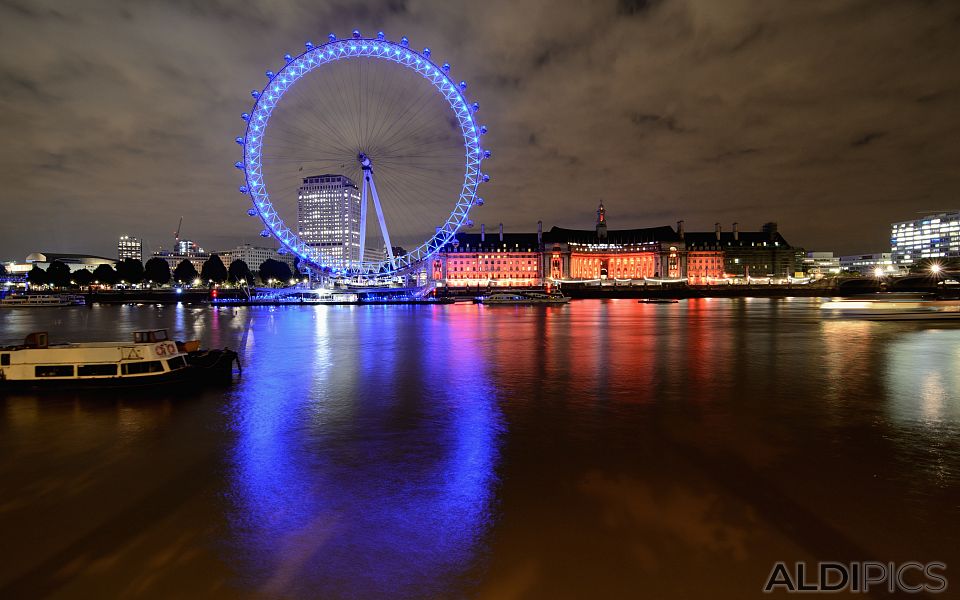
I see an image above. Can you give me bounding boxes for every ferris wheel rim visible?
[237,33,487,277]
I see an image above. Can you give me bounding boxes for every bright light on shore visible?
[874,267,885,277]
[931,264,942,274]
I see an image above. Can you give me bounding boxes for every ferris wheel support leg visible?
[366,173,396,268]
[359,174,369,269]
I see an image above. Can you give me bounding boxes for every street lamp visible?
[873,267,884,278]
[930,263,942,275]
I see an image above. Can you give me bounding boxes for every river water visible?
[1,299,958,599]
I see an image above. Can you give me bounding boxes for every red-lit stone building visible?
[431,203,797,287]
[433,224,543,287]
[543,203,685,281]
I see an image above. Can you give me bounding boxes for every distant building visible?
[297,174,361,268]
[175,240,204,256]
[117,235,142,262]
[684,222,799,278]
[215,244,295,272]
[5,252,118,275]
[152,251,209,273]
[802,252,841,278]
[840,252,899,275]
[891,212,960,266]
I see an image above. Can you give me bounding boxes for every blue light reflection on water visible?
[225,306,502,598]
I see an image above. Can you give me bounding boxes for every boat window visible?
[35,365,74,377]
[78,364,118,377]
[167,356,186,370]
[122,361,165,375]
[152,330,168,341]
[1,354,8,366]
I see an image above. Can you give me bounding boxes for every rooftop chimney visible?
[499,222,504,242]
[537,220,543,245]
[677,220,685,239]
[762,222,778,240]
[715,222,722,241]
[733,222,739,241]
[481,223,485,242]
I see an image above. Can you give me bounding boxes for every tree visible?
[0,263,6,277]
[45,260,71,287]
[228,259,254,285]
[116,258,145,285]
[258,259,292,286]
[92,263,117,285]
[73,268,94,287]
[173,259,199,284]
[27,265,47,286]
[201,254,228,284]
[144,257,171,285]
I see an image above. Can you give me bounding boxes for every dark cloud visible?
[1,0,960,259]
[851,132,885,147]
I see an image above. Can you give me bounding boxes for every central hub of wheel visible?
[358,152,372,171]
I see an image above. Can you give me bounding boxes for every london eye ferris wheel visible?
[234,29,490,278]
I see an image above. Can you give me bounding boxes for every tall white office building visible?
[117,235,142,262]
[297,174,361,268]
[891,212,960,265]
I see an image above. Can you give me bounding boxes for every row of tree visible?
[26,255,296,288]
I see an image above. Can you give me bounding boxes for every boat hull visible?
[0,366,198,391]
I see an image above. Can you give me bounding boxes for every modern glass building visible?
[297,174,361,268]
[839,253,899,275]
[891,212,960,266]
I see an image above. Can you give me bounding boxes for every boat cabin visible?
[133,329,169,343]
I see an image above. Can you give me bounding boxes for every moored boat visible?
[0,329,238,390]
[0,294,84,308]
[479,291,570,305]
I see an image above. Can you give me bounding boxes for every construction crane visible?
[174,216,183,252]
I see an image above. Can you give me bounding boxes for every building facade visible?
[543,204,685,281]
[152,252,209,273]
[840,252,899,275]
[431,207,801,287]
[216,244,296,272]
[5,253,118,275]
[117,235,142,262]
[175,240,204,256]
[297,174,361,268]
[802,252,841,278]
[891,212,960,266]
[433,225,543,287]
[684,222,798,278]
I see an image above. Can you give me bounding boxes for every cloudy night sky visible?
[1,0,959,260]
